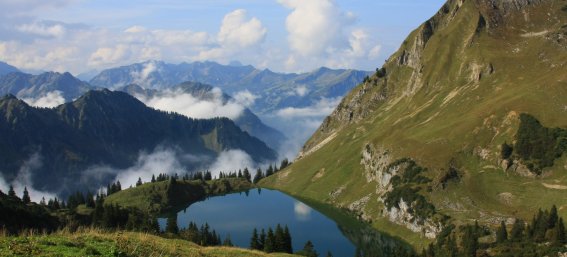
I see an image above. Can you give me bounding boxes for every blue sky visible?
[0,0,446,74]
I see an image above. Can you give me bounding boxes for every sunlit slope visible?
[262,0,567,243]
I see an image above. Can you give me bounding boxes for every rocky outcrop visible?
[383,199,444,239]
[361,143,445,238]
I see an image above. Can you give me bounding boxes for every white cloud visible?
[21,91,65,108]
[0,152,57,203]
[138,88,246,120]
[276,97,341,118]
[277,0,382,72]
[83,148,187,190]
[208,150,255,178]
[279,0,351,56]
[131,61,158,87]
[294,85,309,97]
[88,44,131,67]
[233,90,258,107]
[17,22,66,38]
[218,9,267,48]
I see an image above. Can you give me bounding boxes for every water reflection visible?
[294,201,312,221]
[159,189,413,257]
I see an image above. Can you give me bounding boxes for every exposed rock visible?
[383,199,444,239]
[348,195,373,221]
[360,144,398,194]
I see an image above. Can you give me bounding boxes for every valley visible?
[1,0,567,256]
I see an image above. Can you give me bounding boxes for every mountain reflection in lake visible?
[159,189,411,257]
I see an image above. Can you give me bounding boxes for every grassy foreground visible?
[0,229,298,257]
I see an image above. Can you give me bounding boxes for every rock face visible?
[361,143,443,238]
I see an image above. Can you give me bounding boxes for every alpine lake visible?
[158,188,410,257]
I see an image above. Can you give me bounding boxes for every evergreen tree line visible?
[252,158,291,184]
[163,217,233,247]
[422,205,567,257]
[249,224,292,253]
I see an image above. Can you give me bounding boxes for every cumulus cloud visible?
[276,97,341,118]
[81,147,260,191]
[233,90,258,107]
[130,61,158,87]
[138,88,246,120]
[88,44,131,67]
[17,22,66,38]
[83,148,188,190]
[293,85,309,97]
[21,90,65,108]
[279,0,353,56]
[278,0,381,72]
[218,9,267,48]
[0,152,57,203]
[208,150,255,178]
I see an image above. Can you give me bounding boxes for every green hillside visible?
[0,229,298,257]
[105,178,253,213]
[262,0,567,247]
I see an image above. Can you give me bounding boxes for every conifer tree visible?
[8,185,16,198]
[264,228,275,253]
[552,217,566,245]
[510,218,525,241]
[274,224,285,252]
[151,174,156,183]
[496,221,508,243]
[549,205,559,229]
[166,216,179,234]
[22,186,31,204]
[298,241,318,257]
[284,225,293,253]
[136,177,143,187]
[259,229,266,250]
[250,228,261,250]
[243,168,251,182]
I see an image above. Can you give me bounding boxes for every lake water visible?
[159,189,407,257]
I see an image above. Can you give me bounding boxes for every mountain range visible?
[0,90,276,194]
[89,61,372,115]
[117,82,287,149]
[0,71,92,103]
[0,61,19,77]
[262,0,567,244]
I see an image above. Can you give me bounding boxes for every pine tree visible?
[298,241,318,257]
[166,216,179,234]
[259,229,266,250]
[280,158,290,170]
[549,205,559,229]
[284,225,292,253]
[510,218,525,241]
[40,197,46,205]
[266,165,274,177]
[274,224,285,252]
[264,228,275,253]
[22,186,31,204]
[250,228,260,250]
[253,169,264,184]
[496,221,508,243]
[552,218,566,245]
[8,185,16,198]
[461,225,478,257]
[136,177,143,187]
[243,168,251,182]
[151,174,156,183]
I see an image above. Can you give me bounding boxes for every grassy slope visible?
[105,178,253,213]
[262,0,567,249]
[0,230,297,257]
